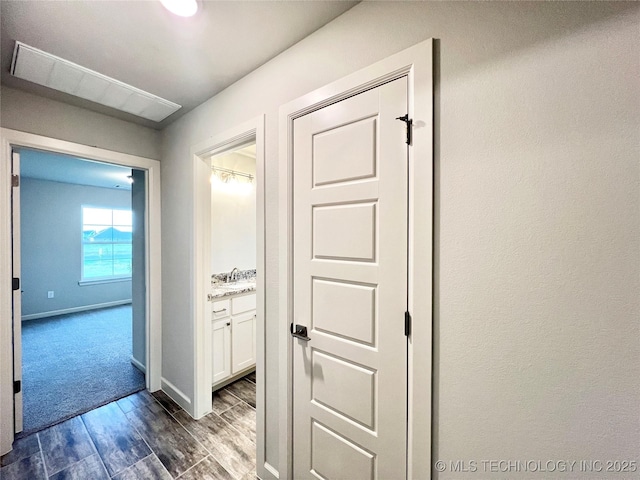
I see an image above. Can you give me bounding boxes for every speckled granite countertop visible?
[210,281,256,299]
[211,269,256,299]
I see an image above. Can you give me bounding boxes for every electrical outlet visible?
[47,291,54,299]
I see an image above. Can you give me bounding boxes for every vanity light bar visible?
[211,166,254,182]
[10,41,181,122]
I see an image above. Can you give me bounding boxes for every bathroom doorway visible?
[205,141,258,478]
[190,116,265,476]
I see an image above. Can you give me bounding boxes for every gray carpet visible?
[21,305,145,434]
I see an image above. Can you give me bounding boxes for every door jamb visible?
[189,117,266,448]
[0,128,162,455]
[278,39,433,479]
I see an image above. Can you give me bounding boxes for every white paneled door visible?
[293,78,409,479]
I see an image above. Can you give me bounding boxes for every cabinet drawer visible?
[232,294,256,314]
[212,299,230,319]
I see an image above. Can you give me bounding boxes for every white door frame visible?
[190,116,265,428]
[0,128,162,455]
[278,39,433,479]
[11,151,22,434]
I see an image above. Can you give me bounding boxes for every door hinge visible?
[12,278,20,291]
[396,114,413,145]
[11,174,19,187]
[404,311,412,337]
[14,380,21,394]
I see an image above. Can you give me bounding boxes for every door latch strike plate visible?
[11,175,19,187]
[14,380,21,394]
[12,278,19,291]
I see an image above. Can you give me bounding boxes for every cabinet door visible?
[212,319,231,384]
[231,311,256,373]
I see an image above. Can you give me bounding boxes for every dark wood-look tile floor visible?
[1,373,257,479]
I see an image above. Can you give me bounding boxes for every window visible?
[82,207,132,281]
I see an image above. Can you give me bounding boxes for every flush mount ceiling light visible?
[10,42,181,122]
[160,0,198,17]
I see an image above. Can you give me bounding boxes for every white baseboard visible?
[161,377,192,413]
[21,299,132,321]
[130,356,146,374]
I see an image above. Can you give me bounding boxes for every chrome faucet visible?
[226,267,239,283]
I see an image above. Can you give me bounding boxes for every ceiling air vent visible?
[10,41,181,122]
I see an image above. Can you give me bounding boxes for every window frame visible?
[80,205,133,283]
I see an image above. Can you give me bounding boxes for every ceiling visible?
[211,142,256,174]
[1,1,358,129]
[19,148,133,191]
[235,144,256,159]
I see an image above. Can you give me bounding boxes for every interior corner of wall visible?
[160,376,192,414]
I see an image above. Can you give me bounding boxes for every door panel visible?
[311,421,375,480]
[312,279,376,345]
[11,150,22,434]
[293,78,408,479]
[313,203,376,261]
[311,350,376,429]
[312,116,377,186]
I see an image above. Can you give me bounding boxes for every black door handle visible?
[290,323,310,341]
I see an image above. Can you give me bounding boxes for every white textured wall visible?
[160,2,640,477]
[1,86,161,160]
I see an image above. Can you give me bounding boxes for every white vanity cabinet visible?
[212,292,256,388]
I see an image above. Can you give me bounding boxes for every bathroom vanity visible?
[210,280,256,389]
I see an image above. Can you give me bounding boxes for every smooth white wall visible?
[161,2,640,477]
[20,177,132,317]
[211,152,256,273]
[1,86,161,160]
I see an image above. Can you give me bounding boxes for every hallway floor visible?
[1,373,257,479]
